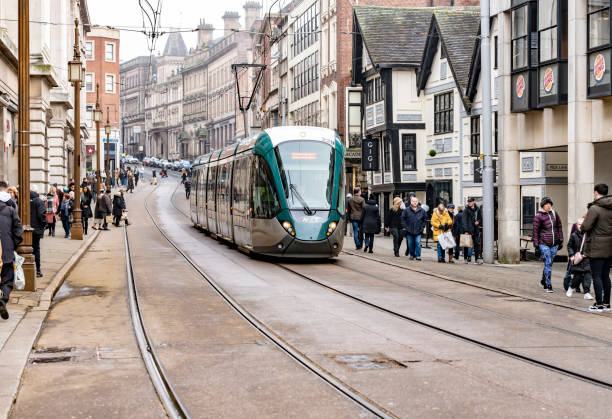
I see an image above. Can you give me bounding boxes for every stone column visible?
[28,86,50,192]
[497,10,521,263]
[567,0,595,230]
[47,103,69,187]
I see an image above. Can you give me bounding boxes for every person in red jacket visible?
[533,197,564,293]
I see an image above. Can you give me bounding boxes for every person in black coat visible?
[56,193,74,238]
[80,186,93,235]
[566,218,593,299]
[460,198,482,263]
[385,197,404,257]
[401,195,427,260]
[0,181,23,319]
[360,197,381,253]
[30,188,46,277]
[452,207,464,261]
[112,191,126,227]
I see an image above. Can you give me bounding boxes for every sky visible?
[87,0,279,62]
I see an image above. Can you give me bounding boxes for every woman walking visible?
[385,197,404,257]
[112,190,126,227]
[56,193,74,238]
[533,197,564,293]
[566,217,594,300]
[45,186,59,237]
[127,171,135,193]
[360,196,381,254]
[431,204,453,263]
[7,186,18,210]
[80,186,93,235]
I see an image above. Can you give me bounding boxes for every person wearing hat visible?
[460,197,482,263]
[447,204,457,263]
[533,197,564,293]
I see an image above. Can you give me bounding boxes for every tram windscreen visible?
[275,141,335,211]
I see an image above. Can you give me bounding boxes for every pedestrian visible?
[45,186,59,237]
[181,168,187,184]
[533,197,564,293]
[460,198,482,263]
[452,206,463,261]
[7,186,18,210]
[344,192,352,236]
[348,187,366,249]
[112,190,125,227]
[446,204,456,263]
[385,197,404,257]
[127,171,135,193]
[185,178,191,199]
[81,177,89,190]
[359,196,381,254]
[581,183,612,312]
[151,169,158,186]
[99,189,113,230]
[401,195,427,260]
[566,217,594,300]
[134,167,140,187]
[0,181,23,320]
[119,189,129,226]
[80,186,93,235]
[431,204,453,263]
[56,193,74,238]
[30,186,46,278]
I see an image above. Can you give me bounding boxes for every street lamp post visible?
[94,84,103,198]
[105,108,111,189]
[68,19,84,240]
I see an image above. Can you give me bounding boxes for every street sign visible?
[361,135,379,171]
[103,137,119,143]
[86,145,95,155]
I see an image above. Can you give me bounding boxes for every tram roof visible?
[263,126,338,147]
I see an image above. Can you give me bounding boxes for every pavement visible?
[0,220,100,418]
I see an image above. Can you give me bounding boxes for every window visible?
[494,111,499,154]
[470,115,480,156]
[539,0,558,62]
[401,134,416,171]
[252,155,280,219]
[292,52,319,101]
[383,135,391,172]
[85,73,94,92]
[86,105,93,128]
[434,92,453,134]
[347,89,362,148]
[512,5,530,70]
[85,41,94,59]
[292,2,319,57]
[105,42,115,62]
[105,74,115,93]
[511,2,539,112]
[494,36,498,69]
[365,76,384,105]
[588,0,612,97]
[537,0,568,105]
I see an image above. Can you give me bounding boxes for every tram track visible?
[141,185,398,419]
[166,179,612,390]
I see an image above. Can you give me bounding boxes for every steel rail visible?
[277,264,612,391]
[142,186,397,419]
[124,227,191,419]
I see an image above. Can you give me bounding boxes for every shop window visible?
[588,0,612,97]
[470,115,480,156]
[537,0,568,107]
[402,134,416,171]
[511,1,538,112]
[434,91,453,134]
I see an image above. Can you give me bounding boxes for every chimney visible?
[222,11,240,36]
[243,1,262,31]
[197,19,214,48]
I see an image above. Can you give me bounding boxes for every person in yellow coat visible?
[431,203,453,263]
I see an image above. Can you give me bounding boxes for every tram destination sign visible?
[362,135,379,171]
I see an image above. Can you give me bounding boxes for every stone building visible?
[0,0,92,191]
[85,26,120,173]
[145,32,187,160]
[119,56,152,160]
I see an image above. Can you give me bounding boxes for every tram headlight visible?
[282,220,295,236]
[327,221,338,236]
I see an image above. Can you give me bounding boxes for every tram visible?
[190,126,346,258]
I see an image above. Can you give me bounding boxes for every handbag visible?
[439,231,456,249]
[572,234,587,265]
[121,210,128,220]
[459,233,473,248]
[105,214,114,224]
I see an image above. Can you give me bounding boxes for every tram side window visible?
[208,166,217,209]
[337,160,345,214]
[233,157,248,214]
[252,155,280,219]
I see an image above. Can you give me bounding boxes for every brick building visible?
[85,27,121,174]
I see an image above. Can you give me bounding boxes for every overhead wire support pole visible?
[480,0,495,264]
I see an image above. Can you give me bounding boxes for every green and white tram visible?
[190,126,346,258]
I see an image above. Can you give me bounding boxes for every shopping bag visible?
[106,215,114,224]
[13,252,25,291]
[121,210,128,221]
[438,231,456,250]
[459,233,473,248]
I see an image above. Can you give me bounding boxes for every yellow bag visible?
[106,215,114,224]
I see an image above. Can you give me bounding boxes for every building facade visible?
[119,56,151,160]
[85,26,120,173]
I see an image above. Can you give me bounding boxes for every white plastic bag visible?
[438,231,456,250]
[13,251,25,291]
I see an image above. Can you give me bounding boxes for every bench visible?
[520,235,533,261]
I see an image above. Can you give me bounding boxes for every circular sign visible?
[543,67,554,94]
[594,54,606,83]
[515,74,526,98]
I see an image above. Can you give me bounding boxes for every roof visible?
[434,8,480,94]
[162,32,188,57]
[354,6,434,67]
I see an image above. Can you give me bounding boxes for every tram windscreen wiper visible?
[289,184,313,215]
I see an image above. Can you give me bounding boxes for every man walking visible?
[348,188,365,249]
[581,184,612,312]
[0,181,23,320]
[461,198,482,263]
[100,189,113,230]
[30,186,46,278]
[401,195,426,260]
[533,197,564,293]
